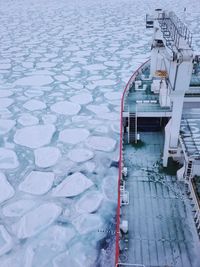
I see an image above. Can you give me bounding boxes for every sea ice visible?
[102,175,118,202]
[0,172,15,204]
[72,213,103,234]
[0,225,13,256]
[0,119,15,135]
[23,99,46,111]
[53,252,81,267]
[59,128,90,144]
[86,104,110,114]
[19,171,54,195]
[104,92,121,100]
[2,199,36,217]
[0,98,14,108]
[14,75,54,86]
[86,136,116,152]
[34,147,61,168]
[51,101,81,115]
[52,172,93,197]
[14,124,55,148]
[0,148,19,169]
[24,225,76,267]
[75,191,103,213]
[0,90,13,98]
[69,91,93,104]
[17,114,39,126]
[12,203,62,239]
[68,148,94,163]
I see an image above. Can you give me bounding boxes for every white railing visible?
[116,264,145,267]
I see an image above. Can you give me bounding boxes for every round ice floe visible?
[92,79,116,87]
[18,114,39,126]
[42,114,57,124]
[14,124,55,148]
[59,128,90,145]
[75,191,103,213]
[0,98,14,108]
[0,90,13,98]
[34,147,61,167]
[0,225,13,256]
[14,75,53,86]
[52,172,93,197]
[2,199,36,217]
[0,119,15,135]
[19,171,54,195]
[51,101,81,115]
[72,214,103,234]
[0,148,19,169]
[23,99,46,111]
[86,136,116,152]
[0,172,15,204]
[86,104,110,114]
[69,91,93,105]
[12,203,62,239]
[68,148,94,163]
[104,92,121,100]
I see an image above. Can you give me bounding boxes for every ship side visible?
[115,10,200,267]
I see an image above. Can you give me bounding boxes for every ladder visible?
[128,112,137,144]
[185,159,193,180]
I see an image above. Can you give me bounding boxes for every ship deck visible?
[120,132,200,267]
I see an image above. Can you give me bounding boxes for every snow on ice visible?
[67,148,94,162]
[12,203,62,239]
[14,124,55,148]
[52,172,93,197]
[23,99,46,111]
[59,128,90,144]
[0,148,19,169]
[51,101,81,115]
[75,191,103,213]
[0,172,15,204]
[0,119,15,135]
[34,147,61,167]
[86,136,116,152]
[18,171,54,195]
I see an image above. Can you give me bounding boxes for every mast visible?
[146,10,194,166]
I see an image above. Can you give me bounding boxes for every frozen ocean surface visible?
[0,0,199,266]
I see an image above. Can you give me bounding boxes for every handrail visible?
[115,59,150,265]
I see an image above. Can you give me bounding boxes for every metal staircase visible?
[185,159,194,180]
[128,112,137,143]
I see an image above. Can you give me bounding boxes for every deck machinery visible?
[116,10,200,267]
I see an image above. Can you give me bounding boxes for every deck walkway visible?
[120,132,200,267]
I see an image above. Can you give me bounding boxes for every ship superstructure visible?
[115,10,200,267]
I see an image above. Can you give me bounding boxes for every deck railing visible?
[115,59,150,265]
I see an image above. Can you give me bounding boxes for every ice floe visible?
[51,101,81,115]
[75,191,103,213]
[104,91,121,100]
[0,90,13,98]
[72,213,103,234]
[17,114,39,126]
[59,128,90,144]
[68,148,94,162]
[0,225,13,256]
[24,225,76,267]
[0,172,15,204]
[23,99,46,111]
[0,98,14,108]
[34,147,61,168]
[0,119,15,135]
[2,199,36,217]
[14,75,53,86]
[14,124,55,148]
[52,172,93,197]
[19,171,54,195]
[0,148,19,169]
[86,136,116,152]
[69,91,93,105]
[12,203,62,239]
